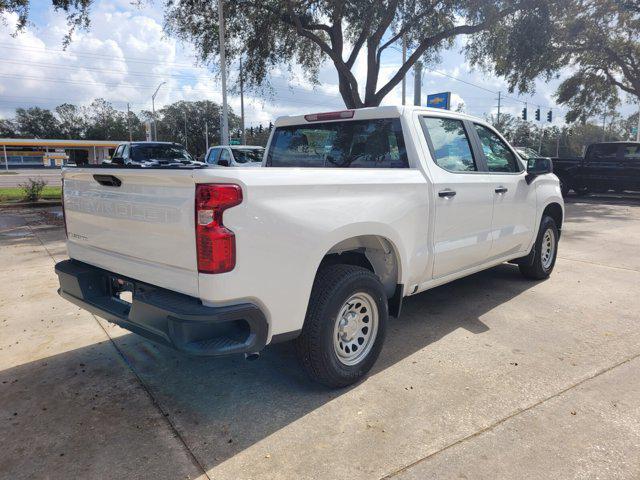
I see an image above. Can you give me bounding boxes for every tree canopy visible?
[165,0,564,108]
[470,0,640,122]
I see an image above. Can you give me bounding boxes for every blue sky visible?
[0,0,634,128]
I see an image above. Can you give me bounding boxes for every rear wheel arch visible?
[316,235,404,317]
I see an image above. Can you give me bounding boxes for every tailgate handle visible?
[93,174,122,187]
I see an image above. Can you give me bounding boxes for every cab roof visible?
[273,105,484,127]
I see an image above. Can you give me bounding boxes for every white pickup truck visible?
[55,106,563,387]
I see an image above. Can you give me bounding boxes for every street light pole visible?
[151,81,166,141]
[240,58,246,144]
[184,111,188,149]
[127,103,132,142]
[636,106,640,142]
[218,0,229,145]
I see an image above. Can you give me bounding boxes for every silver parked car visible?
[205,145,265,167]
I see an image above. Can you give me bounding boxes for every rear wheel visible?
[519,215,559,280]
[295,264,388,388]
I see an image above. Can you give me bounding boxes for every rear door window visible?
[421,117,477,172]
[266,118,408,168]
[588,144,619,163]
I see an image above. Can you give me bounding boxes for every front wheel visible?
[295,264,388,388]
[519,215,559,280]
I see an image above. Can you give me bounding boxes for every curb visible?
[0,200,62,209]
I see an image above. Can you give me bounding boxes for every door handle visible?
[93,174,122,187]
[438,189,456,198]
[495,186,508,194]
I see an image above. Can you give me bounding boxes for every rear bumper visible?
[55,259,268,356]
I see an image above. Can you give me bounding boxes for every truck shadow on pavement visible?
[1,263,539,476]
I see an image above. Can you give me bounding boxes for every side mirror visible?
[526,157,553,184]
[111,157,125,165]
[218,159,230,167]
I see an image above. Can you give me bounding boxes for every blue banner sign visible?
[426,92,451,110]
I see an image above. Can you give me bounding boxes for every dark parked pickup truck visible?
[553,142,640,196]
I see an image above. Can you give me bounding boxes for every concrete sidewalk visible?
[1,197,639,479]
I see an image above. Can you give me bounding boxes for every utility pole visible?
[636,106,640,142]
[151,81,166,141]
[401,34,407,106]
[538,126,544,154]
[413,60,422,106]
[184,111,188,149]
[496,91,502,126]
[538,109,543,154]
[218,0,229,145]
[126,103,132,142]
[3,144,8,172]
[205,122,209,152]
[556,132,561,157]
[602,112,607,142]
[240,58,246,144]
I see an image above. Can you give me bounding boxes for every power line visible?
[0,42,202,69]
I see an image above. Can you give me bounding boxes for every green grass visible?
[0,186,62,203]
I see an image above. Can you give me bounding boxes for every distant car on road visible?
[554,142,640,196]
[105,141,201,167]
[205,145,265,167]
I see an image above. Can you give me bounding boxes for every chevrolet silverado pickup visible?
[55,106,564,387]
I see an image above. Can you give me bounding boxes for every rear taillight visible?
[195,184,242,274]
[61,179,68,238]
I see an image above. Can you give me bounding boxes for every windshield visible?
[232,148,264,163]
[130,144,193,162]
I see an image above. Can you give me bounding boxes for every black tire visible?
[519,215,559,280]
[295,264,388,388]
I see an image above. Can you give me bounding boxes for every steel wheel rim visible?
[541,228,556,270]
[333,292,378,366]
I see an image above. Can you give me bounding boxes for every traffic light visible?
[535,108,541,121]
[268,121,273,130]
[546,110,552,122]
[258,124,263,133]
[249,126,254,136]
[521,107,527,121]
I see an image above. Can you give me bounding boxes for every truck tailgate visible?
[63,168,199,296]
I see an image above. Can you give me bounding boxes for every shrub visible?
[19,178,47,202]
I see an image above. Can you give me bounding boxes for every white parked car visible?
[56,106,563,387]
[204,145,264,167]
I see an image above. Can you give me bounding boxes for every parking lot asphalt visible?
[1,196,639,480]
